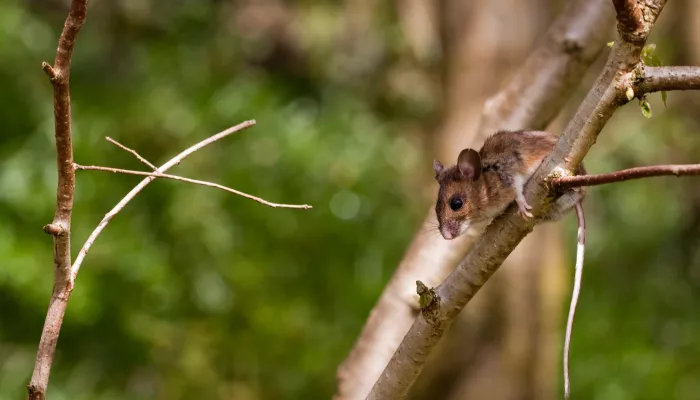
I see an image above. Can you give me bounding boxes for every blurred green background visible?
[1,0,699,399]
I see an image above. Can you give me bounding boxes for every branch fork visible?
[72,144,313,210]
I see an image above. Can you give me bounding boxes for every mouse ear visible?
[457,149,481,181]
[433,160,444,179]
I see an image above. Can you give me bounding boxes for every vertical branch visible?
[29,1,89,399]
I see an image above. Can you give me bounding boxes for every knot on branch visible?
[561,37,583,56]
[547,166,576,195]
[41,62,58,83]
[416,280,440,323]
[43,223,65,236]
[27,384,42,400]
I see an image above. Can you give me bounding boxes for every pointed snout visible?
[441,229,455,240]
[439,220,470,241]
[439,220,460,240]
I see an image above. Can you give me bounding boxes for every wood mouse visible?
[432,129,586,399]
[432,130,585,239]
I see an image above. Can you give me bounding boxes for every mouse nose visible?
[440,228,455,240]
[440,220,464,240]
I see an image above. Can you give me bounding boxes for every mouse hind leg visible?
[513,174,534,218]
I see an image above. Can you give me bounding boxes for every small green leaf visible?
[640,98,652,118]
[626,87,635,101]
[607,41,615,48]
[661,91,668,108]
[641,43,656,58]
[641,43,663,66]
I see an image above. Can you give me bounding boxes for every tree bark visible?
[29,2,89,398]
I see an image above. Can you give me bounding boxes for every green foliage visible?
[641,44,661,67]
[641,43,669,110]
[661,90,668,108]
[640,97,652,118]
[1,1,699,400]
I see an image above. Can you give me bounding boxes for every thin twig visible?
[29,1,89,399]
[106,137,157,170]
[75,164,313,209]
[70,120,256,282]
[637,66,700,94]
[553,164,700,189]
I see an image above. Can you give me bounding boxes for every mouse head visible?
[433,149,483,240]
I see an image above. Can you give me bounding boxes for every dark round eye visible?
[449,198,464,211]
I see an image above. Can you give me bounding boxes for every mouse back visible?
[480,130,558,175]
[433,130,563,240]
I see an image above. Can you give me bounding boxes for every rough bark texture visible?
[335,0,614,398]
[612,0,644,42]
[637,66,700,93]
[28,2,89,399]
[366,0,669,398]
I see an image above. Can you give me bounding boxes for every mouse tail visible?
[564,201,585,400]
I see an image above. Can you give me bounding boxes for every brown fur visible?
[434,130,585,239]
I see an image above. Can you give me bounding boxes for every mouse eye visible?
[449,198,464,211]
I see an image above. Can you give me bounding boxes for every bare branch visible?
[106,137,157,170]
[70,120,256,282]
[554,164,700,189]
[74,164,313,209]
[29,116,253,399]
[636,66,700,94]
[367,0,669,398]
[29,1,89,399]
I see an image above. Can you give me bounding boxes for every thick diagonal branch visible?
[367,0,669,398]
[29,1,89,399]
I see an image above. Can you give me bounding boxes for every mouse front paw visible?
[516,197,534,219]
